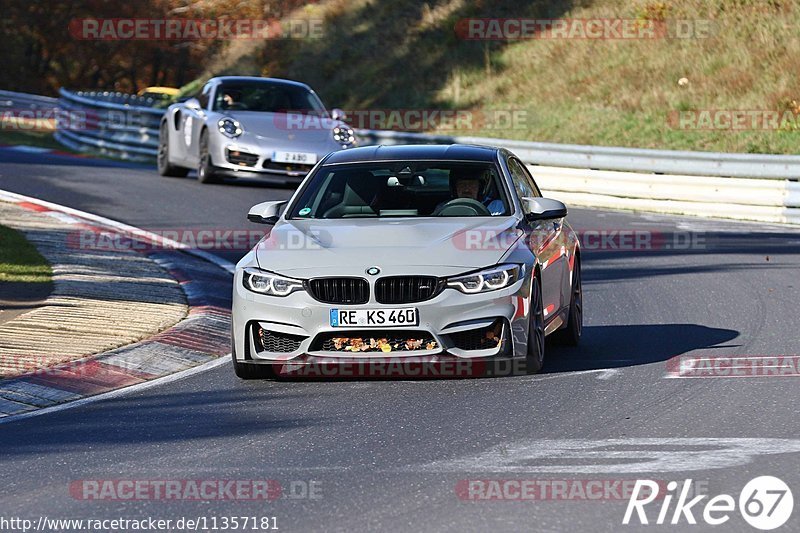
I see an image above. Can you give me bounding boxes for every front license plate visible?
[272,151,317,164]
[330,308,418,327]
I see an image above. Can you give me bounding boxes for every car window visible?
[289,161,510,218]
[212,81,327,115]
[197,83,212,109]
[516,159,543,197]
[507,157,538,213]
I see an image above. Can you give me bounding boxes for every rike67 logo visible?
[624,476,793,530]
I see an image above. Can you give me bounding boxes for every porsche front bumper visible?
[209,134,347,179]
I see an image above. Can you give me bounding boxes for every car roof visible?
[208,76,312,90]
[323,144,500,164]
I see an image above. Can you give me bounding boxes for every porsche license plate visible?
[330,308,418,328]
[272,151,317,164]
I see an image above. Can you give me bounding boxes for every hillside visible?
[214,0,800,154]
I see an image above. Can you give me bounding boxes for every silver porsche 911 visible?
[232,144,582,379]
[157,76,356,184]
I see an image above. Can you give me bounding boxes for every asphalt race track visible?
[1,147,799,531]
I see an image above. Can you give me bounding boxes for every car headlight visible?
[332,125,356,147]
[218,117,243,138]
[446,264,521,294]
[243,267,304,296]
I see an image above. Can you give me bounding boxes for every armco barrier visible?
[355,132,800,224]
[32,89,800,224]
[0,89,57,112]
[356,129,800,179]
[54,89,162,161]
[530,165,800,225]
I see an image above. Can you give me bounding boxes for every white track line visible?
[596,368,621,380]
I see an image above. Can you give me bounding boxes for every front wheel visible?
[231,350,279,380]
[525,274,546,374]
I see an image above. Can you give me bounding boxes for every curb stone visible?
[0,196,233,418]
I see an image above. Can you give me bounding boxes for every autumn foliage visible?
[0,0,310,95]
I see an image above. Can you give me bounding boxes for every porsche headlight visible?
[218,117,243,138]
[446,264,521,294]
[332,125,356,147]
[243,267,304,296]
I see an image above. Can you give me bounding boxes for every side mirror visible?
[248,200,288,225]
[184,97,202,112]
[522,197,568,221]
[331,108,347,121]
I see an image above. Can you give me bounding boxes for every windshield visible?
[288,161,510,219]
[212,81,327,115]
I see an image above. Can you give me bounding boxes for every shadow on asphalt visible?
[0,147,149,169]
[0,389,322,455]
[545,323,740,373]
[0,148,299,191]
[583,261,796,284]
[166,172,301,190]
[0,280,53,324]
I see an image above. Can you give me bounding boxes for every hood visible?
[255,217,523,276]
[226,111,347,146]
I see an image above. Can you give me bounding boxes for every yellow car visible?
[137,86,180,101]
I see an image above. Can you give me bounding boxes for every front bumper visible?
[231,269,533,366]
[210,135,345,178]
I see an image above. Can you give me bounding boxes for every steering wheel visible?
[435,198,491,216]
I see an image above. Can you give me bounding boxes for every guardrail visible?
[21,88,800,224]
[0,89,57,112]
[53,89,162,161]
[356,132,800,225]
[356,129,800,180]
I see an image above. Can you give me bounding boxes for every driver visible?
[449,169,504,215]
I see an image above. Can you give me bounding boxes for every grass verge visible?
[0,129,64,151]
[208,0,800,154]
[0,225,52,283]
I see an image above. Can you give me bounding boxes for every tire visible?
[525,273,546,374]
[157,122,189,177]
[198,129,221,184]
[231,349,279,380]
[551,255,582,346]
